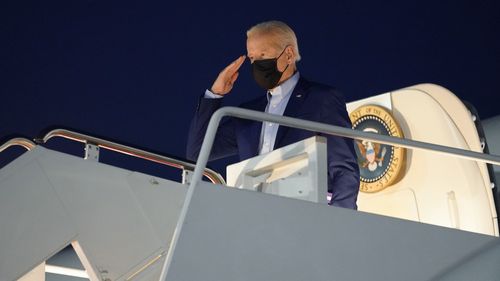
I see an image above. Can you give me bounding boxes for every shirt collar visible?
[267,71,300,102]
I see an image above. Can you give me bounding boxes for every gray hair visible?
[247,20,301,62]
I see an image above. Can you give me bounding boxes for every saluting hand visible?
[210,55,246,96]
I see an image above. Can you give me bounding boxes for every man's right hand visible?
[210,55,246,96]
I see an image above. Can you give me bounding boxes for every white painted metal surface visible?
[349,84,498,236]
[226,136,327,203]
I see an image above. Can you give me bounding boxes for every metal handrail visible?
[160,106,500,277]
[38,129,226,185]
[190,106,500,188]
[0,138,36,153]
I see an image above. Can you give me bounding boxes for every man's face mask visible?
[252,47,289,90]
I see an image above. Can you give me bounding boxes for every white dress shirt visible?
[204,71,300,155]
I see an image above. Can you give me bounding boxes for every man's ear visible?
[286,46,294,63]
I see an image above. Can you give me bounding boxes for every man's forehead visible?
[247,45,272,53]
[247,36,279,55]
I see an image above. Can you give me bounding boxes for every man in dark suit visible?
[187,20,360,209]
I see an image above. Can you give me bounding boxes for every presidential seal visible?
[349,105,405,193]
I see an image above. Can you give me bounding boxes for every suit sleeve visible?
[186,96,239,162]
[320,90,360,209]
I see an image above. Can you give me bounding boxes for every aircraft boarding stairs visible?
[1,83,500,281]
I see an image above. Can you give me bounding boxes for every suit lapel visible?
[274,77,310,148]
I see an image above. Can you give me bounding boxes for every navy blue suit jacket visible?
[187,77,360,209]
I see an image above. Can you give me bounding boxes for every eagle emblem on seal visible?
[349,105,406,193]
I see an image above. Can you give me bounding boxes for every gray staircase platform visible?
[163,181,500,281]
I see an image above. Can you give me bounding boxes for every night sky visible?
[1,0,499,180]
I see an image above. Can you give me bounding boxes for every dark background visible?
[1,0,499,180]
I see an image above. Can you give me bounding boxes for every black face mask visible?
[252,47,289,90]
